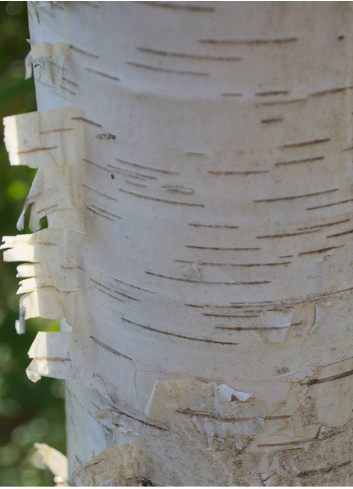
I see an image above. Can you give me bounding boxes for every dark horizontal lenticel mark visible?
[126,61,209,77]
[71,116,103,128]
[119,188,204,207]
[122,317,240,345]
[85,67,120,82]
[254,188,338,203]
[17,146,57,154]
[279,137,330,149]
[140,1,215,12]
[137,46,241,61]
[199,37,298,45]
[90,335,132,361]
[298,244,344,256]
[275,156,324,166]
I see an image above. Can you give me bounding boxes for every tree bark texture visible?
[3,2,353,485]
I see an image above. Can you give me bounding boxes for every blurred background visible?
[0,2,66,485]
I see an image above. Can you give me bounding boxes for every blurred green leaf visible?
[6,180,29,200]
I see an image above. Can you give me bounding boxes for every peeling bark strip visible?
[27,331,73,382]
[1,107,86,382]
[25,40,79,100]
[6,2,353,486]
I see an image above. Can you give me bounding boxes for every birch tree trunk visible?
[3,1,353,485]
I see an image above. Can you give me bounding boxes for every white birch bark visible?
[3,1,353,485]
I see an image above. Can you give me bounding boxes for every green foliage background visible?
[0,2,66,485]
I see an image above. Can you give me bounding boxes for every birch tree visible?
[3,1,353,485]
